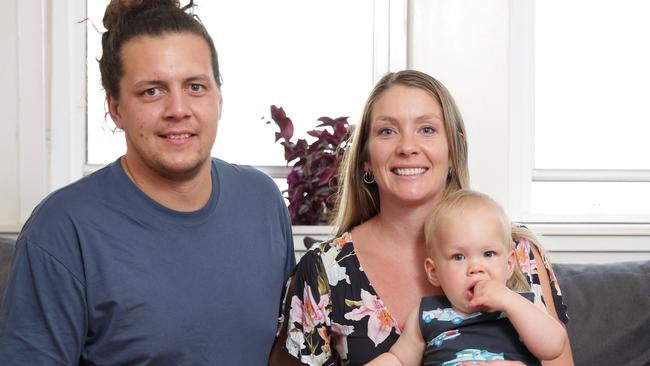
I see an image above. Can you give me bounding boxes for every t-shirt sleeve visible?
[0,238,86,364]
[514,236,569,324]
[284,249,335,364]
[281,203,296,280]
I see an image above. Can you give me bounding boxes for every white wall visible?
[0,0,85,232]
[409,0,512,205]
[0,0,19,231]
[1,0,50,232]
[1,0,648,263]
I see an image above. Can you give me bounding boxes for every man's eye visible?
[484,251,496,258]
[452,254,465,261]
[189,84,204,92]
[143,88,159,97]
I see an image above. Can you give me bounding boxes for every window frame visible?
[508,0,650,224]
[82,0,408,179]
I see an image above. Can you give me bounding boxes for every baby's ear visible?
[506,248,515,278]
[424,258,441,287]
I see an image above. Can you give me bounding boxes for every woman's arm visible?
[365,308,424,366]
[269,243,339,366]
[269,276,301,366]
[268,275,302,366]
[529,245,575,366]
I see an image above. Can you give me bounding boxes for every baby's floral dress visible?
[282,231,568,366]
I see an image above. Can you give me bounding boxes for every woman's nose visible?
[396,132,418,156]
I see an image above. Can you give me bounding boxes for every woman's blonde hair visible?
[331,70,469,235]
[423,189,530,292]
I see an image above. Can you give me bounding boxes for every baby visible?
[367,190,567,366]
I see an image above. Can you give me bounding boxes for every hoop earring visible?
[363,171,375,184]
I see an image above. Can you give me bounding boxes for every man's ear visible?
[424,257,441,287]
[106,93,123,129]
[217,93,223,121]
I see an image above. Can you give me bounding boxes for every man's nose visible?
[165,89,191,120]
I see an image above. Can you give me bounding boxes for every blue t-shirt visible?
[0,158,295,365]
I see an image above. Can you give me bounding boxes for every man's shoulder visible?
[20,163,118,238]
[211,158,278,194]
[212,157,272,180]
[39,164,113,207]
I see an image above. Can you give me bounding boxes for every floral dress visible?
[282,231,568,366]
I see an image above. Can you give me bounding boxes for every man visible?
[0,1,295,364]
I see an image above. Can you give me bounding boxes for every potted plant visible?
[266,105,351,225]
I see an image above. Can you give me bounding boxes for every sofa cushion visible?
[0,236,16,303]
[554,261,650,366]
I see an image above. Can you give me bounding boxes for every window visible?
[86,1,406,179]
[511,0,650,222]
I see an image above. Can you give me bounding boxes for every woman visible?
[270,70,573,365]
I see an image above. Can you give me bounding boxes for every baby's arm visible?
[469,280,567,361]
[365,307,425,366]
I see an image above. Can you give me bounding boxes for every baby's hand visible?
[459,361,525,366]
[467,279,513,313]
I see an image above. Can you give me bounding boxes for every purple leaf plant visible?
[267,105,351,225]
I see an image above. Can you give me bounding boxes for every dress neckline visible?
[343,232,402,332]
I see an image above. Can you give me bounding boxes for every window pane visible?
[86,1,126,164]
[534,0,650,170]
[532,181,650,216]
[86,1,374,166]
[273,178,288,199]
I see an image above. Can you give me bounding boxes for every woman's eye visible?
[421,126,436,134]
[379,128,395,136]
[452,254,465,261]
[484,251,496,258]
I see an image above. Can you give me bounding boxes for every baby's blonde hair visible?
[424,189,530,292]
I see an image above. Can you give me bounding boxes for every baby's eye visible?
[452,254,465,261]
[484,251,497,258]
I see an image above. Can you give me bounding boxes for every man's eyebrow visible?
[132,79,165,88]
[131,75,212,88]
[185,74,212,82]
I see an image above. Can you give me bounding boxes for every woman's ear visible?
[424,257,441,287]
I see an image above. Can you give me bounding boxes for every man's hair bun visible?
[98,0,218,98]
[103,0,188,30]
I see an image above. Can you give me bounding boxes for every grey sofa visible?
[552,260,650,365]
[1,237,648,365]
